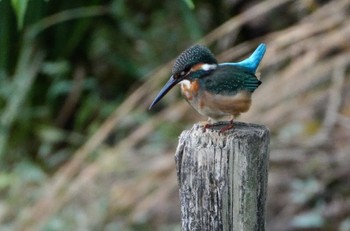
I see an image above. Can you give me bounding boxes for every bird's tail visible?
[219,43,266,73]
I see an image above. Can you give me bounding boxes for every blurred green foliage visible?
[11,0,29,29]
[0,0,214,170]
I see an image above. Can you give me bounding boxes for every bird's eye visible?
[179,67,191,77]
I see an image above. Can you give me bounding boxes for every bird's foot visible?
[202,123,214,132]
[219,119,234,133]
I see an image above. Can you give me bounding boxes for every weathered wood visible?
[175,121,269,231]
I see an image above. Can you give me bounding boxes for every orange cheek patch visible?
[190,63,204,72]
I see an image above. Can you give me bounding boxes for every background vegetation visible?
[0,0,349,230]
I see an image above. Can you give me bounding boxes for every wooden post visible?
[175,121,269,231]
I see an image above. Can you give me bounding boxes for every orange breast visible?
[198,90,252,119]
[181,81,253,120]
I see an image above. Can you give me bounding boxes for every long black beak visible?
[149,75,179,110]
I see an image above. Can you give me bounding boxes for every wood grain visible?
[175,121,269,231]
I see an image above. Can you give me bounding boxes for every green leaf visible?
[11,0,29,30]
[183,0,195,9]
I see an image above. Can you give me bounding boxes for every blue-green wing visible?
[202,65,261,95]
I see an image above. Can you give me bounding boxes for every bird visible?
[149,43,266,132]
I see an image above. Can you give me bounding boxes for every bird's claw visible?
[219,120,234,133]
[202,123,213,132]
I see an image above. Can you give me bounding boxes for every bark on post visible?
[175,121,269,231]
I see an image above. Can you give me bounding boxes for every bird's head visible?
[149,44,217,109]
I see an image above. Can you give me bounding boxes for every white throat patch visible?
[179,79,191,87]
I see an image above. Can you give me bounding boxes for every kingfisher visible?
[149,43,266,132]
